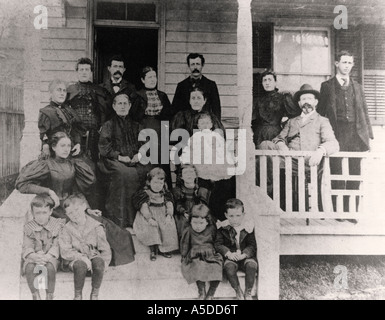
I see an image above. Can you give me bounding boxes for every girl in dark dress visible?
[252,69,300,147]
[180,204,223,300]
[16,132,135,267]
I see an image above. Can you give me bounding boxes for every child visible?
[133,167,179,261]
[180,204,223,300]
[59,195,112,300]
[22,195,65,300]
[172,164,208,238]
[180,112,236,221]
[215,199,258,300]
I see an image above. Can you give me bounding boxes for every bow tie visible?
[112,82,121,87]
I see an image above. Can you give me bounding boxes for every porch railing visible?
[254,150,385,220]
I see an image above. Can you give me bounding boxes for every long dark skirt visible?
[98,158,150,228]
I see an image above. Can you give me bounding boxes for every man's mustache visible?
[114,71,123,76]
[192,69,201,73]
[302,103,313,108]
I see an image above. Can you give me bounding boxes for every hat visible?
[294,84,320,102]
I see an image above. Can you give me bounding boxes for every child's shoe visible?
[74,289,82,300]
[90,287,99,300]
[46,292,54,300]
[32,291,41,300]
[244,288,252,300]
[158,251,172,258]
[197,282,206,300]
[235,287,244,300]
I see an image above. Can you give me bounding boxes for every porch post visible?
[236,0,255,198]
[236,0,281,300]
[19,0,43,168]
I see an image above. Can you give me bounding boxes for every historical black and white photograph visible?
[0,0,385,302]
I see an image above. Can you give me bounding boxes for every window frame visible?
[273,26,332,77]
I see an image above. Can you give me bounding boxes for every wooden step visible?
[20,235,258,300]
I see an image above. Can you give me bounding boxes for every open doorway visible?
[94,27,158,89]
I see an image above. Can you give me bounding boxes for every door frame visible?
[86,0,166,90]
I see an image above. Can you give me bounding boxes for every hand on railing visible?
[309,149,324,167]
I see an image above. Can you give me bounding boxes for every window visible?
[96,1,158,23]
[273,28,331,93]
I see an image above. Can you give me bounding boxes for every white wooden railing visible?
[255,150,385,220]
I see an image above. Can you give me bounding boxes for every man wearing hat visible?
[260,83,339,163]
[258,84,339,210]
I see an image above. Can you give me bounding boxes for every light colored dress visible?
[133,188,179,253]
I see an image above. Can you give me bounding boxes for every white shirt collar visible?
[336,74,349,86]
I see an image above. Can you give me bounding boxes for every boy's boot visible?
[235,286,244,300]
[46,291,54,300]
[244,287,253,300]
[196,281,206,300]
[32,291,41,300]
[90,287,100,300]
[74,289,82,300]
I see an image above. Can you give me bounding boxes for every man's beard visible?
[301,103,314,114]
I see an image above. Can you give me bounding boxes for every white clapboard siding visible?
[165,0,238,123]
[364,70,385,125]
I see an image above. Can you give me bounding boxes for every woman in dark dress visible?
[251,69,300,148]
[16,131,135,266]
[98,93,151,228]
[171,87,234,221]
[130,66,176,188]
[38,79,84,159]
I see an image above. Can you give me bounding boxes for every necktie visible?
[341,78,348,87]
[112,83,120,93]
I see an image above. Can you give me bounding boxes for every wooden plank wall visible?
[0,85,24,178]
[40,0,88,108]
[164,0,238,121]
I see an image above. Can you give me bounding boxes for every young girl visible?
[133,167,179,261]
[22,195,65,300]
[180,204,223,300]
[59,195,112,300]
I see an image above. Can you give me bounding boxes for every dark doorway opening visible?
[94,27,158,89]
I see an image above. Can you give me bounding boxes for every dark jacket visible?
[215,223,257,262]
[172,75,221,119]
[38,101,85,145]
[130,89,176,123]
[100,78,137,121]
[317,77,373,150]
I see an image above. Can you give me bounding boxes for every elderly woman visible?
[98,92,151,228]
[251,70,300,148]
[16,131,136,267]
[38,79,85,159]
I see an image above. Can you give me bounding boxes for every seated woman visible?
[38,79,84,159]
[98,92,151,228]
[16,131,135,267]
[171,87,224,137]
[252,69,300,148]
[130,66,176,188]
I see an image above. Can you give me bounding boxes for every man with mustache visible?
[172,53,221,119]
[100,55,137,121]
[258,84,339,209]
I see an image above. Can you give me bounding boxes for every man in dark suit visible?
[99,55,137,120]
[172,53,221,119]
[318,50,373,152]
[318,51,374,222]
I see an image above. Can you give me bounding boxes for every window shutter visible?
[364,70,385,125]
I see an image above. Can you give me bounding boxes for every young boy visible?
[22,194,65,300]
[214,199,258,300]
[59,194,111,300]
